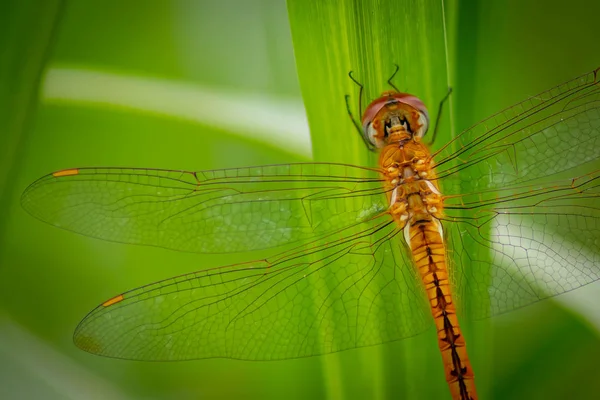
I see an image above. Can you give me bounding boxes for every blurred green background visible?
[1,0,599,399]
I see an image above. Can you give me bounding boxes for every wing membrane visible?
[432,68,600,318]
[435,68,600,194]
[21,163,385,253]
[445,171,600,318]
[73,214,431,360]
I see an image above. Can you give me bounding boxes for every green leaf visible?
[288,1,452,399]
[288,0,451,164]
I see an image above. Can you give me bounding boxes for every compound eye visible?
[361,98,388,149]
[413,111,429,139]
[363,121,386,148]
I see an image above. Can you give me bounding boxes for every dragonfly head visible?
[361,91,430,148]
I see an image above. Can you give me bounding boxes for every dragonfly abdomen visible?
[378,136,478,399]
[407,219,478,400]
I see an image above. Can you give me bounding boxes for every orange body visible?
[379,131,478,400]
[361,89,478,399]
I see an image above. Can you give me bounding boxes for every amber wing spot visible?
[102,294,125,307]
[52,168,80,177]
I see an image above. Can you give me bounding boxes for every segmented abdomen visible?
[407,219,478,400]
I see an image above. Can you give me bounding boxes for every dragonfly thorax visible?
[380,140,444,229]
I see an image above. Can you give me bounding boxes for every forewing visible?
[435,68,600,194]
[21,163,386,253]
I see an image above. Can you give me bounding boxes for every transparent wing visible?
[445,171,599,318]
[73,214,431,361]
[21,163,385,253]
[435,67,600,318]
[434,68,600,194]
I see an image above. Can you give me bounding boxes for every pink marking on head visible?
[360,92,430,148]
[361,92,429,129]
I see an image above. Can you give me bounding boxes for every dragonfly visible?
[21,68,600,400]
